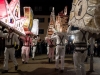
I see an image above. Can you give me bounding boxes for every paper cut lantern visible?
[69,0,100,34]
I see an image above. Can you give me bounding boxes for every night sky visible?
[7,0,73,15]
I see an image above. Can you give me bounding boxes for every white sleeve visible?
[13,34,19,45]
[51,33,57,39]
[67,26,79,35]
[65,33,69,40]
[0,30,8,38]
[52,27,58,33]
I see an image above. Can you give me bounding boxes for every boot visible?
[60,70,64,73]
[2,70,8,73]
[15,65,18,70]
[48,58,50,63]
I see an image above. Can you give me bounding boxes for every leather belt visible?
[57,44,64,46]
[5,45,14,48]
[23,45,29,47]
[75,50,87,53]
[74,42,87,47]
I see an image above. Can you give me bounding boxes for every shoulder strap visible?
[11,34,14,45]
[80,30,87,42]
[25,37,27,42]
[8,34,10,42]
[28,37,30,46]
[50,39,53,45]
[59,35,64,45]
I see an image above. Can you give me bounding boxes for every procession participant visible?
[51,27,68,73]
[67,25,90,75]
[45,35,50,55]
[31,35,38,60]
[20,32,33,64]
[0,26,19,73]
[45,36,56,63]
[47,43,49,55]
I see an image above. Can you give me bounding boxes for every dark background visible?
[7,0,73,16]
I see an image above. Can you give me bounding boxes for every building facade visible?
[34,15,50,40]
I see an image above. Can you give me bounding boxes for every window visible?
[39,6,42,11]
[34,6,38,11]
[49,6,52,11]
[39,29,44,34]
[34,6,42,11]
[37,18,45,23]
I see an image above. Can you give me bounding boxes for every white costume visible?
[20,35,33,63]
[45,37,56,63]
[51,31,68,71]
[67,26,89,75]
[47,44,49,55]
[32,38,38,59]
[0,29,19,71]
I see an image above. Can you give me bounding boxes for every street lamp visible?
[71,35,75,40]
